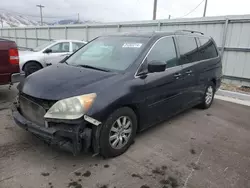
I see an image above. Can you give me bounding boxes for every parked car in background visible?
[19,40,87,76]
[13,31,222,158]
[0,38,21,86]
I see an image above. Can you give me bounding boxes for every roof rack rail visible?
[175,30,204,35]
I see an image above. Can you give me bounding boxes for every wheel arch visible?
[22,60,43,71]
[211,78,216,87]
[91,104,141,156]
[121,104,141,132]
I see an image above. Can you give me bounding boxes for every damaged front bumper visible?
[12,103,93,155]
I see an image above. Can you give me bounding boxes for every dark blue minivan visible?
[12,31,222,157]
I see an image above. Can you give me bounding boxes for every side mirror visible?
[148,60,166,73]
[44,48,52,53]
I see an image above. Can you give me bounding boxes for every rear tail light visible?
[9,48,19,65]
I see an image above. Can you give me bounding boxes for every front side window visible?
[176,36,199,64]
[66,36,149,71]
[147,37,178,68]
[198,37,218,60]
[72,42,85,52]
[49,42,70,53]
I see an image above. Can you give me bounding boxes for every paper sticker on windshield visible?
[122,43,142,48]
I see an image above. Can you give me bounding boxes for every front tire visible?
[198,82,215,109]
[99,107,137,158]
[24,62,42,77]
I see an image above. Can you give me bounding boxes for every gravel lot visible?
[0,85,250,188]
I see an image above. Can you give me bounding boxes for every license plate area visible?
[19,95,46,126]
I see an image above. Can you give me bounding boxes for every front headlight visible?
[44,93,96,120]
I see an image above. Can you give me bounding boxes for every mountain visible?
[0,12,97,27]
[0,13,40,27]
[51,19,98,25]
[52,19,81,25]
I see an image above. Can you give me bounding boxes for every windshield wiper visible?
[77,65,110,72]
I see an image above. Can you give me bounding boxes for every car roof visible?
[105,30,210,38]
[54,39,87,43]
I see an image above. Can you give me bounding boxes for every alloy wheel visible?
[205,86,213,105]
[109,116,132,149]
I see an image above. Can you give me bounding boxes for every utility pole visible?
[203,0,208,17]
[36,4,45,26]
[77,13,80,23]
[153,0,157,20]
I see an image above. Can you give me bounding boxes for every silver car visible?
[19,40,87,76]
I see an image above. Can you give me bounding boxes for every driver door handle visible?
[174,73,182,79]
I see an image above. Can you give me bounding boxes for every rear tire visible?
[198,82,215,109]
[24,62,42,77]
[99,107,137,158]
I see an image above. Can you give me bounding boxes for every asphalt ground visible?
[0,85,250,188]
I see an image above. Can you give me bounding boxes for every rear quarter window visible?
[198,37,218,60]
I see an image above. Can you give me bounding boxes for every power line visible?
[176,0,206,18]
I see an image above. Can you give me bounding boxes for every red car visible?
[0,38,21,86]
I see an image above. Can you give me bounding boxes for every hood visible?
[19,64,117,100]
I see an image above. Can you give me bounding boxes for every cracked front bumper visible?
[12,103,92,155]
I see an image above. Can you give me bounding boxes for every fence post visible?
[85,25,89,42]
[158,22,161,31]
[117,24,121,32]
[65,26,68,39]
[221,18,229,59]
[35,27,38,46]
[14,28,17,43]
[24,28,28,47]
[48,27,51,41]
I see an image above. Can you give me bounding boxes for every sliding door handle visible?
[185,70,193,75]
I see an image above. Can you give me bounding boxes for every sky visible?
[1,0,250,22]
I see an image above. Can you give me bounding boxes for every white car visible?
[19,40,87,76]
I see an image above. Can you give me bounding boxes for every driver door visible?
[44,42,71,65]
[139,37,185,128]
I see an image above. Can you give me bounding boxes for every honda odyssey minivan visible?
[12,31,222,157]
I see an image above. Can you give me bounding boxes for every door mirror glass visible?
[148,60,166,73]
[44,48,52,53]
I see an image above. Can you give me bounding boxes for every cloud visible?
[0,0,250,22]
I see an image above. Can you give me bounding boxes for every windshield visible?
[66,36,149,72]
[32,41,55,52]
